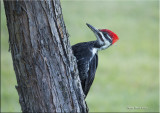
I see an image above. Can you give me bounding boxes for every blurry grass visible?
[62,0,159,112]
[1,0,159,112]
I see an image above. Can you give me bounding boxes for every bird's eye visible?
[103,33,112,43]
[103,33,108,37]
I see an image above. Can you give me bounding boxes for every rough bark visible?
[4,0,88,112]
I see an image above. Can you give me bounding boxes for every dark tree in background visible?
[4,0,88,112]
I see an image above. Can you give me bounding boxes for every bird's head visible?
[86,23,119,50]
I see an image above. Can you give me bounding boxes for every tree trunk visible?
[4,0,88,112]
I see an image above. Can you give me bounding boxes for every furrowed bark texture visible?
[4,0,88,112]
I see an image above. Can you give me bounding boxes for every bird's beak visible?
[86,23,99,35]
[86,23,104,45]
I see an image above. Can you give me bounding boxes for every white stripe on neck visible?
[92,48,97,55]
[99,32,106,41]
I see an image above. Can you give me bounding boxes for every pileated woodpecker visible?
[72,23,119,97]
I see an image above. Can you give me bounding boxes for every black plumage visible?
[71,23,119,98]
[72,41,98,96]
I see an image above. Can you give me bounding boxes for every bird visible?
[72,23,119,98]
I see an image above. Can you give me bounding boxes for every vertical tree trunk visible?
[4,0,88,112]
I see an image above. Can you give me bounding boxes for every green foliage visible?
[1,0,159,112]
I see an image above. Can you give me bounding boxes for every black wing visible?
[72,42,98,96]
[84,54,98,96]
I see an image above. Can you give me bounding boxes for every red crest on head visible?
[99,29,119,44]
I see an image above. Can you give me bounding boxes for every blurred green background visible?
[1,0,159,112]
